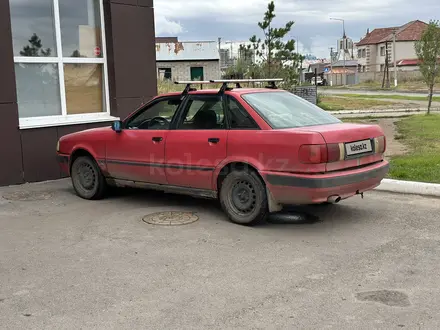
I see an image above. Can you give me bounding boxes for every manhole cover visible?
[142,211,199,226]
[2,191,53,202]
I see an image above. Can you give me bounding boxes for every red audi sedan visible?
[57,79,389,226]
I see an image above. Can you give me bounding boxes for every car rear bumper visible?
[262,160,390,205]
[57,153,70,176]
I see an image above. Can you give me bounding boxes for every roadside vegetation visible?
[414,20,440,114]
[388,114,440,183]
[317,96,398,111]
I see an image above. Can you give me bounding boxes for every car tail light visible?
[327,143,342,163]
[299,144,342,164]
[375,136,386,154]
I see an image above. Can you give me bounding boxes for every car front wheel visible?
[219,169,268,226]
[71,156,107,200]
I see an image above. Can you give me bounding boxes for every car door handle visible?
[208,138,220,144]
[152,137,163,142]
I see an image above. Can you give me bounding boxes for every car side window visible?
[125,97,181,130]
[177,95,225,130]
[226,96,259,129]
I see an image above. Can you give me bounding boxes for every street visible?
[320,88,440,98]
[1,179,440,329]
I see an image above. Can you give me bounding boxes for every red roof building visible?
[355,20,428,72]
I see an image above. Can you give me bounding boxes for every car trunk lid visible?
[293,123,386,171]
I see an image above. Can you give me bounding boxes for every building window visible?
[380,46,386,56]
[158,68,172,80]
[9,0,110,128]
[357,49,362,58]
[362,49,366,58]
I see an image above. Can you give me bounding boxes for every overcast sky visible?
[154,0,440,58]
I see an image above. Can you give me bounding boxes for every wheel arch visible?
[69,147,97,173]
[215,161,265,192]
[214,160,282,213]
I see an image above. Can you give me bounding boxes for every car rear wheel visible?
[219,169,268,226]
[71,156,107,200]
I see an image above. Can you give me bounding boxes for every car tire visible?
[219,169,268,226]
[71,156,107,200]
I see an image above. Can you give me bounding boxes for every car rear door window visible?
[241,91,341,129]
[226,96,259,129]
[177,95,225,130]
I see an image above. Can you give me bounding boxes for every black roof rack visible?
[174,78,284,95]
[174,80,212,98]
[210,79,284,92]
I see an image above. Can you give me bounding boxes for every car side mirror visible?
[112,120,122,133]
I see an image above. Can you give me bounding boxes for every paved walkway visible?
[1,180,440,329]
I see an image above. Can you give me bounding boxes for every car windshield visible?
[241,91,341,129]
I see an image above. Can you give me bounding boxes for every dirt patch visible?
[352,118,408,159]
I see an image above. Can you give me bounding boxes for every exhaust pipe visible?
[327,195,341,204]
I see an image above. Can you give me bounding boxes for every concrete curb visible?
[375,179,440,197]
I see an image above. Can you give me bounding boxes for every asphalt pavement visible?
[320,88,439,98]
[1,179,440,329]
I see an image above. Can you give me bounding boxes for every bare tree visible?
[415,20,440,114]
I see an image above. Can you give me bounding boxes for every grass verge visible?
[388,114,440,183]
[318,96,398,111]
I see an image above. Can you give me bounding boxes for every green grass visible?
[317,96,399,111]
[342,116,411,123]
[388,114,440,183]
[336,93,440,102]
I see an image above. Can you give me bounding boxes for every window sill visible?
[19,114,120,130]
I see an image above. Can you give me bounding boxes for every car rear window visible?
[241,91,341,129]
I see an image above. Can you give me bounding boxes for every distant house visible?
[156,37,221,81]
[304,60,330,82]
[355,20,428,72]
[325,60,359,74]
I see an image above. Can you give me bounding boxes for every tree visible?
[20,33,52,57]
[415,20,440,114]
[246,1,298,80]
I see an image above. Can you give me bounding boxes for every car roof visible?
[158,88,285,98]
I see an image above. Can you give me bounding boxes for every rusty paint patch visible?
[174,42,184,54]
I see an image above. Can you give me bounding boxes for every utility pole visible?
[382,41,391,88]
[393,30,397,87]
[330,17,346,85]
[330,47,334,86]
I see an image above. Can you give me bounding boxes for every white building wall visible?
[360,41,417,72]
[157,61,221,81]
[395,41,418,60]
